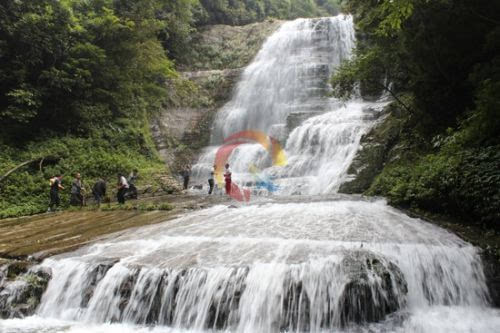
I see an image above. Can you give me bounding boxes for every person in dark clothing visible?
[182,165,191,190]
[117,174,129,204]
[127,169,138,199]
[92,178,107,207]
[224,163,232,195]
[208,164,215,194]
[70,173,84,207]
[48,175,64,212]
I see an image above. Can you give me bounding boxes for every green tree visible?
[0,0,174,141]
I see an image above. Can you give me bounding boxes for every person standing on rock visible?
[224,163,232,195]
[48,175,64,212]
[70,172,84,207]
[92,178,107,207]
[182,165,191,190]
[208,164,215,194]
[117,173,129,204]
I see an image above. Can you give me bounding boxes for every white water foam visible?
[14,199,493,332]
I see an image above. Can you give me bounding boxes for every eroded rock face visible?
[1,250,406,327]
[177,20,282,71]
[338,250,408,326]
[0,266,52,319]
[279,250,408,330]
[339,105,405,194]
[81,260,117,308]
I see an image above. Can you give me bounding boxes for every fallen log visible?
[0,156,59,184]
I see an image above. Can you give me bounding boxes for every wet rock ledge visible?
[0,194,232,318]
[0,248,408,328]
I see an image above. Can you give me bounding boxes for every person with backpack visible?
[117,173,129,204]
[92,178,107,207]
[127,169,138,199]
[70,172,84,207]
[48,175,64,212]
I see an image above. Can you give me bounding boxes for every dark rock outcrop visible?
[338,250,408,326]
[339,105,405,194]
[0,266,52,318]
[81,260,117,308]
[482,252,500,307]
[279,250,408,330]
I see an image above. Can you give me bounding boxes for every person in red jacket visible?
[224,163,232,195]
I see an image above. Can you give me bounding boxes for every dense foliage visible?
[332,0,500,229]
[195,0,341,26]
[0,0,176,141]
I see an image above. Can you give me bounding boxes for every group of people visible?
[47,170,139,212]
[47,162,235,212]
[187,163,232,195]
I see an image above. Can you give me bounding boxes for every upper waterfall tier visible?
[211,15,355,143]
[194,15,385,195]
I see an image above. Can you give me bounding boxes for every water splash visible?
[28,200,494,332]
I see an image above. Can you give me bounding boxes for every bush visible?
[369,145,500,229]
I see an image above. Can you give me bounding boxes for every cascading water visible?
[193,15,383,194]
[2,15,499,333]
[2,199,499,332]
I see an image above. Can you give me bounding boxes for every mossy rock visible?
[339,106,406,194]
[0,267,51,318]
[178,20,282,71]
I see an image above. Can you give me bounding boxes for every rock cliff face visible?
[177,20,282,71]
[152,68,243,170]
[151,20,281,173]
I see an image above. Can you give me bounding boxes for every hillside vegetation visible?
[332,0,500,231]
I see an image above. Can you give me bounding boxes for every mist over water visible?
[3,15,500,333]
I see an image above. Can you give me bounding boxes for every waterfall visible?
[211,15,354,142]
[29,200,496,332]
[3,15,499,333]
[193,15,384,195]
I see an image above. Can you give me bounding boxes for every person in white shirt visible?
[117,173,129,204]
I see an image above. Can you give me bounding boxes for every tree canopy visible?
[194,0,341,26]
[0,0,176,141]
[332,0,500,142]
